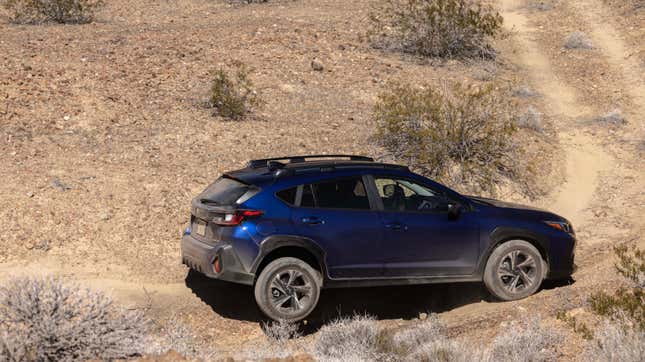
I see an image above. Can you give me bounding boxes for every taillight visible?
[213,210,263,226]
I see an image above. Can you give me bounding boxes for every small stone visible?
[99,212,111,221]
[26,191,34,198]
[311,59,324,72]
[63,115,70,121]
[419,312,428,320]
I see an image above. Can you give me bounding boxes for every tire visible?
[483,240,546,301]
[254,257,322,322]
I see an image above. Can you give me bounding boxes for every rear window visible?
[276,187,297,205]
[199,177,250,205]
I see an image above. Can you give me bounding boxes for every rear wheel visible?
[483,240,546,301]
[254,257,322,322]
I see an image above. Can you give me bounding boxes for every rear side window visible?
[199,177,251,205]
[301,177,370,210]
[276,187,297,205]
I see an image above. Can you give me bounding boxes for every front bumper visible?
[181,234,255,285]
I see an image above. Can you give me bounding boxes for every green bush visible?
[371,81,533,197]
[2,0,104,24]
[369,0,503,58]
[589,245,644,330]
[209,63,261,120]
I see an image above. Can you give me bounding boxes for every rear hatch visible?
[190,176,260,242]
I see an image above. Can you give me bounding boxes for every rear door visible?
[369,176,480,277]
[291,176,384,278]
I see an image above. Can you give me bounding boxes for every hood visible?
[467,195,548,212]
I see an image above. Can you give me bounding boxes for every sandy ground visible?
[1,0,644,359]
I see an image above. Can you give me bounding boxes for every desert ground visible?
[1,0,644,360]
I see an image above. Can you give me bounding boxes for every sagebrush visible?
[1,0,104,24]
[209,63,261,120]
[371,81,535,198]
[369,0,503,58]
[588,245,644,330]
[0,276,147,361]
[314,314,560,361]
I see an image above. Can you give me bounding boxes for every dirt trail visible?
[568,0,645,119]
[499,0,613,228]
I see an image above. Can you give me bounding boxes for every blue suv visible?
[181,155,576,321]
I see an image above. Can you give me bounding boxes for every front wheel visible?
[483,240,546,301]
[254,257,322,322]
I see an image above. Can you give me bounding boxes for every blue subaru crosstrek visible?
[181,155,576,321]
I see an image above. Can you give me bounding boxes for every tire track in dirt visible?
[499,0,612,228]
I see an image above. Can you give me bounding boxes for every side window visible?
[300,177,371,210]
[375,177,451,213]
[276,187,297,205]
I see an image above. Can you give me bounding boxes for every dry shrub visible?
[263,320,302,343]
[1,0,103,24]
[564,31,594,49]
[518,106,544,133]
[484,318,561,362]
[588,245,644,330]
[314,315,383,361]
[594,109,626,125]
[371,81,535,198]
[209,62,261,120]
[0,276,147,361]
[585,319,645,362]
[390,316,470,361]
[369,0,503,58]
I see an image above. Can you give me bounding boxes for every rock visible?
[311,59,324,72]
[419,312,428,320]
[26,191,34,198]
[99,212,111,221]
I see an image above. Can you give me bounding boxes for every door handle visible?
[385,222,404,230]
[301,217,324,225]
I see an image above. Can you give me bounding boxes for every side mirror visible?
[448,203,462,220]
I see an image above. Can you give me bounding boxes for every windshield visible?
[199,177,250,205]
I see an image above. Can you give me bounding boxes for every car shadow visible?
[185,270,491,329]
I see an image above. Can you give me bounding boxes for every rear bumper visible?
[181,234,255,285]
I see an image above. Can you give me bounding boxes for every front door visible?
[371,176,480,277]
[291,176,383,279]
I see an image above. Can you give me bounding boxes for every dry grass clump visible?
[369,0,503,59]
[485,318,561,361]
[594,109,626,125]
[209,62,261,120]
[513,85,540,98]
[314,314,560,361]
[564,31,594,49]
[0,276,146,361]
[1,0,103,24]
[263,320,302,342]
[518,106,544,133]
[585,319,645,362]
[314,315,383,361]
[589,246,644,329]
[371,81,536,198]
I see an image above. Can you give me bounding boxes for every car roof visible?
[225,156,409,187]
